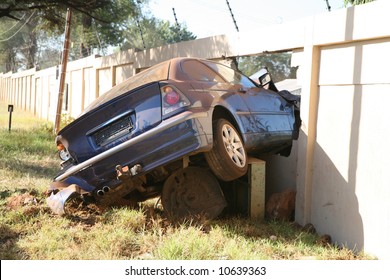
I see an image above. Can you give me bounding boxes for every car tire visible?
[161,167,227,220]
[205,118,248,181]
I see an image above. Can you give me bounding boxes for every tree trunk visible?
[80,14,92,58]
[26,24,37,69]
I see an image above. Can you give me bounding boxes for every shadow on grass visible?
[0,159,58,180]
[0,190,13,200]
[0,224,29,260]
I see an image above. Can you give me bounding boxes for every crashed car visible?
[47,57,300,219]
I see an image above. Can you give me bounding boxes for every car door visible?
[179,59,253,131]
[240,86,295,135]
[201,60,294,134]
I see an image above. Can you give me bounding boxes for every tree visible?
[344,0,375,5]
[119,17,196,51]
[0,0,130,23]
[238,53,297,83]
[0,0,197,72]
[35,33,63,70]
[0,11,64,72]
[0,1,142,71]
[20,16,39,69]
[0,16,33,72]
[69,0,142,58]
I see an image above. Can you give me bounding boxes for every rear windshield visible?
[82,60,170,114]
[202,60,256,88]
[181,60,225,83]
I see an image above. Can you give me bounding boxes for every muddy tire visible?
[161,167,226,220]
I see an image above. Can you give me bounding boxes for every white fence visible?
[1,1,390,259]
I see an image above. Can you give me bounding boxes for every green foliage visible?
[0,10,64,72]
[102,208,146,231]
[68,0,142,58]
[0,0,132,23]
[0,1,143,71]
[0,0,196,71]
[238,53,297,83]
[0,127,53,156]
[344,0,375,5]
[120,17,196,51]
[60,113,74,129]
[0,102,58,188]
[0,16,30,72]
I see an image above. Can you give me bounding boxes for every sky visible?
[148,0,347,39]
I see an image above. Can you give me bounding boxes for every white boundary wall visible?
[1,1,390,259]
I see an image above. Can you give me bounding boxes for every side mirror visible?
[259,73,272,87]
[257,68,278,92]
[258,69,271,87]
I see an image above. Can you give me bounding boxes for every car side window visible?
[182,60,225,83]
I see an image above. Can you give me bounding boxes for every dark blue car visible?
[47,57,300,219]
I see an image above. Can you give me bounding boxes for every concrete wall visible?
[294,2,390,259]
[302,38,390,259]
[1,1,390,259]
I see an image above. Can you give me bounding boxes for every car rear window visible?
[82,60,170,115]
[203,60,256,88]
[181,60,225,83]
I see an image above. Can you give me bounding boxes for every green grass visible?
[0,101,375,260]
[0,102,57,194]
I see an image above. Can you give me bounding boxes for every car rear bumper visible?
[54,110,210,184]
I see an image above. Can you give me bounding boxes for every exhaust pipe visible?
[97,190,104,196]
[97,186,110,197]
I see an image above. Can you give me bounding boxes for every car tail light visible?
[163,86,180,105]
[57,142,65,151]
[161,84,190,116]
[56,139,72,162]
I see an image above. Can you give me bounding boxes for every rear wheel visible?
[205,119,248,181]
[161,167,226,220]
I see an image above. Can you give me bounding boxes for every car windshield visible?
[202,60,256,88]
[82,60,170,115]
